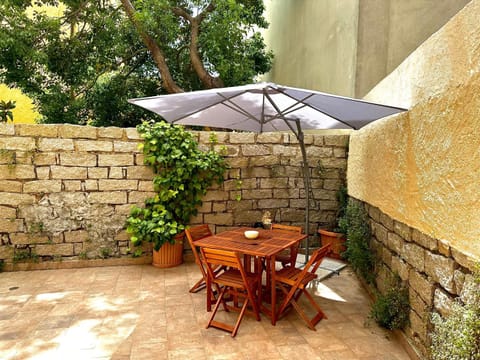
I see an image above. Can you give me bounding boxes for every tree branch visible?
[173,2,224,89]
[120,0,183,93]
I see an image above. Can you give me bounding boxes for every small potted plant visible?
[318,185,348,259]
[126,121,227,268]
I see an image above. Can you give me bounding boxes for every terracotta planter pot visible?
[152,232,184,268]
[318,229,346,260]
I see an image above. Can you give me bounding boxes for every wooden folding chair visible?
[274,243,332,330]
[201,247,262,337]
[271,223,302,268]
[185,224,215,293]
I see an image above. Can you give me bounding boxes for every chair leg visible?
[231,298,250,337]
[189,277,207,293]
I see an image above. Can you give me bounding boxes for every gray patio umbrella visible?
[128,82,407,260]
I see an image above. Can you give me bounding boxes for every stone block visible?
[412,229,437,251]
[372,222,388,244]
[98,127,124,139]
[403,242,425,272]
[227,200,254,211]
[409,269,434,305]
[23,180,62,193]
[84,180,98,191]
[319,157,347,169]
[425,252,456,293]
[393,221,411,241]
[36,167,50,180]
[409,309,428,343]
[272,145,298,156]
[273,188,300,199]
[0,245,14,259]
[98,154,134,167]
[459,273,479,305]
[324,134,349,147]
[202,190,229,201]
[75,140,113,152]
[0,123,15,135]
[115,204,135,216]
[333,147,347,158]
[387,232,404,254]
[16,124,56,137]
[368,206,381,223]
[229,132,255,144]
[231,210,262,224]
[51,166,87,180]
[64,230,89,243]
[204,212,233,225]
[0,180,22,192]
[216,144,240,157]
[10,233,49,244]
[307,146,333,158]
[0,165,35,180]
[212,202,226,212]
[323,179,342,190]
[0,193,36,206]
[127,165,153,182]
[242,189,272,200]
[63,181,81,191]
[391,255,410,281]
[257,132,283,143]
[260,178,288,189]
[60,152,97,166]
[380,212,394,230]
[59,124,97,139]
[36,243,74,256]
[0,206,16,218]
[114,141,141,153]
[38,138,74,151]
[0,137,36,151]
[88,167,108,179]
[128,191,155,203]
[88,192,127,204]
[433,288,455,317]
[437,239,451,257]
[241,144,272,156]
[108,167,125,179]
[451,248,477,271]
[243,167,271,178]
[409,289,429,318]
[98,179,137,191]
[138,181,154,192]
[33,153,57,166]
[258,199,289,209]
[0,219,24,233]
[125,128,141,140]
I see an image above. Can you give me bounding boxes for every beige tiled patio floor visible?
[0,261,412,359]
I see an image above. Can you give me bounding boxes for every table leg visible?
[270,254,277,325]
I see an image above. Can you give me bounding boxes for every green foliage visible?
[335,184,348,232]
[339,199,375,284]
[0,100,16,122]
[0,0,272,126]
[0,260,4,272]
[99,247,112,259]
[430,267,480,360]
[370,273,410,330]
[13,248,39,263]
[126,121,227,251]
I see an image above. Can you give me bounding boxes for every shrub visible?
[430,267,480,360]
[340,199,375,284]
[370,273,410,330]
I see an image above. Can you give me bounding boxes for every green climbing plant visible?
[126,121,227,251]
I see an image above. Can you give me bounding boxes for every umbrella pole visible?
[295,121,311,263]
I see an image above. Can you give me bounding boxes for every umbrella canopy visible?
[129,82,407,260]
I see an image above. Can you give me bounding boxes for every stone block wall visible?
[0,123,348,270]
[365,200,478,358]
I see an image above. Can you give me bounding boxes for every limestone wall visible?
[0,123,348,270]
[349,0,480,260]
[365,201,477,357]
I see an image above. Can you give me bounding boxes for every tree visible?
[0,100,16,123]
[0,0,273,126]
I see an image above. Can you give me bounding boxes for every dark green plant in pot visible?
[339,199,375,284]
[126,121,227,251]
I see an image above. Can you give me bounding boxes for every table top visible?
[195,227,307,258]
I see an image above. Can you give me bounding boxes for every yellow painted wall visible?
[0,85,39,124]
[349,0,480,260]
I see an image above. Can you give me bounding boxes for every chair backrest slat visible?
[185,224,212,265]
[271,223,302,233]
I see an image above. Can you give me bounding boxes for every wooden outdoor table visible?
[195,226,307,325]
